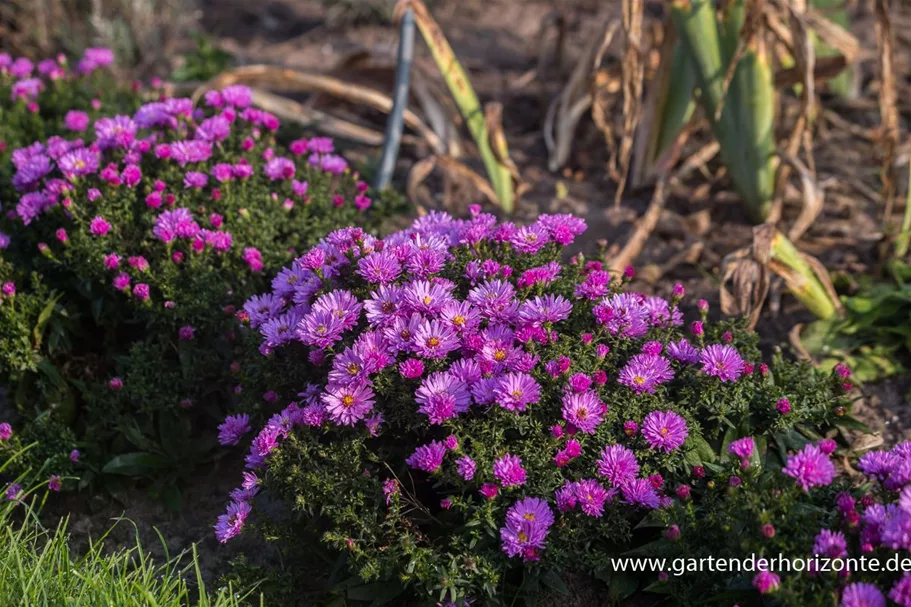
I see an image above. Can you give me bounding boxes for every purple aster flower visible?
[561,391,605,434]
[518,295,572,325]
[500,497,553,561]
[48,475,62,492]
[456,456,476,480]
[322,382,375,426]
[618,354,675,394]
[493,372,541,413]
[58,148,99,180]
[16,192,52,224]
[0,423,11,440]
[403,280,453,315]
[5,483,22,503]
[184,171,208,189]
[214,500,251,543]
[218,414,252,446]
[841,583,885,607]
[415,371,470,424]
[597,445,640,487]
[892,574,911,607]
[493,454,527,487]
[153,208,200,242]
[859,451,899,480]
[244,293,284,328]
[384,312,423,353]
[621,478,660,509]
[666,339,700,364]
[574,479,614,517]
[196,115,231,142]
[406,441,447,472]
[132,283,150,301]
[813,529,847,558]
[592,293,649,338]
[264,157,295,181]
[414,319,460,359]
[298,310,347,349]
[70,450,80,463]
[357,251,402,284]
[328,348,368,387]
[94,115,136,149]
[642,295,683,327]
[510,224,551,254]
[319,154,348,174]
[312,290,363,330]
[440,300,481,335]
[170,140,212,166]
[468,279,517,321]
[700,344,745,382]
[642,411,688,453]
[783,444,837,492]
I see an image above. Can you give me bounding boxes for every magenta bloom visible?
[783,444,837,492]
[728,436,755,460]
[561,391,604,434]
[618,354,674,394]
[58,148,99,179]
[597,445,640,487]
[48,475,62,492]
[113,273,131,291]
[642,410,688,453]
[574,479,613,517]
[132,283,150,301]
[64,110,90,132]
[493,454,527,487]
[752,571,780,595]
[184,171,208,189]
[699,344,745,382]
[178,325,195,341]
[218,414,251,446]
[0,423,12,440]
[399,358,425,379]
[322,382,375,426]
[841,583,885,607]
[214,500,251,543]
[264,157,295,181]
[494,372,541,413]
[518,295,572,325]
[405,441,447,472]
[357,251,402,284]
[89,216,111,236]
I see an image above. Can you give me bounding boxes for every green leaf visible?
[540,569,569,595]
[102,452,171,476]
[32,292,62,347]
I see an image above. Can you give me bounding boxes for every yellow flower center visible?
[75,160,85,169]
[523,513,535,520]
[661,427,669,435]
[512,390,522,398]
[493,349,507,362]
[342,395,355,408]
[453,315,465,326]
[347,363,360,375]
[577,407,588,419]
[427,337,441,347]
[518,531,528,543]
[422,296,432,305]
[633,375,645,385]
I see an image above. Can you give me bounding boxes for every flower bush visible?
[652,423,911,607]
[219,209,856,604]
[0,76,398,490]
[0,49,141,199]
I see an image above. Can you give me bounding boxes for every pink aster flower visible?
[561,391,604,434]
[574,479,613,517]
[618,354,675,394]
[699,344,745,382]
[641,410,688,453]
[322,382,375,426]
[0,423,12,440]
[415,371,470,424]
[752,571,780,595]
[456,456,476,480]
[493,372,541,413]
[493,454,527,487]
[597,444,640,487]
[214,500,251,543]
[89,215,111,236]
[783,444,836,492]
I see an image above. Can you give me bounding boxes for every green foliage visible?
[0,472,260,606]
[170,34,235,83]
[800,261,911,383]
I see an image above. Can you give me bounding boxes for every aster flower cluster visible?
[0,55,392,488]
[216,210,852,604]
[656,422,911,606]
